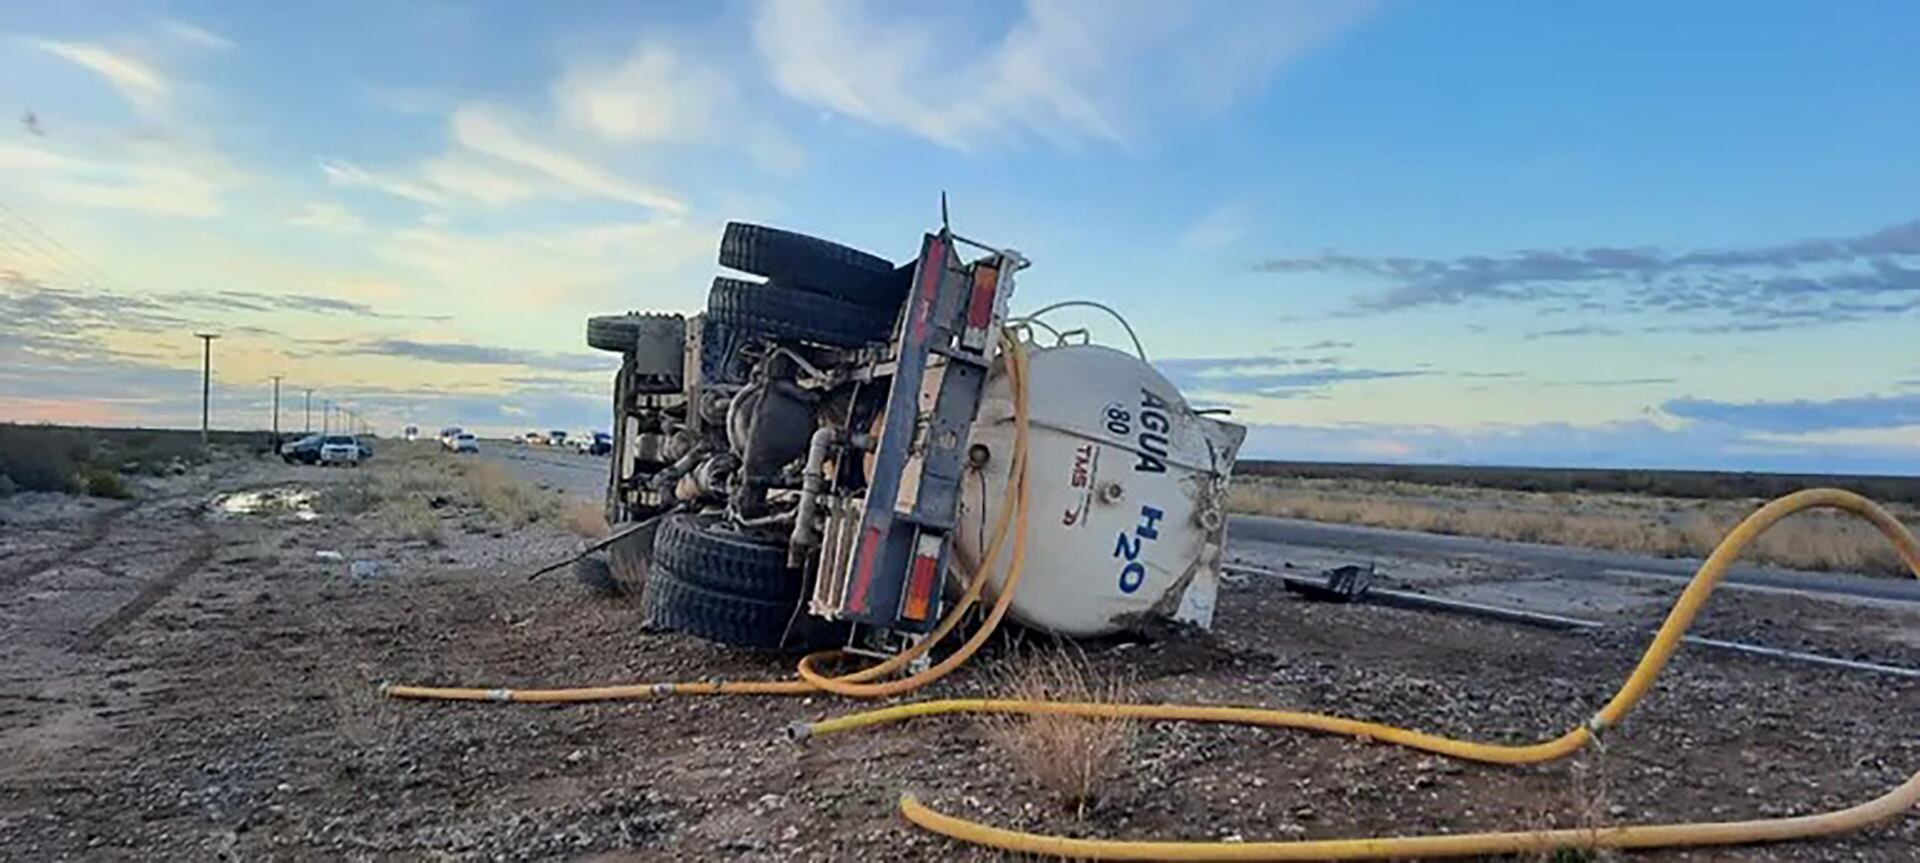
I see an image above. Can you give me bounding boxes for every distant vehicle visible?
[546,429,569,447]
[319,435,363,466]
[439,429,470,451]
[522,431,544,445]
[403,425,419,441]
[574,431,612,456]
[279,433,322,465]
[439,426,462,443]
[448,432,479,454]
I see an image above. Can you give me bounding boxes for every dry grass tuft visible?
[564,498,610,538]
[980,648,1136,818]
[1521,755,1623,863]
[452,460,540,527]
[315,441,542,536]
[386,495,444,545]
[1229,476,1920,576]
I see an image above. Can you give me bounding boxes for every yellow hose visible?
[810,487,1920,859]
[385,325,1920,858]
[384,333,1036,704]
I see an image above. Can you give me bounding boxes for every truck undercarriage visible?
[586,222,1022,650]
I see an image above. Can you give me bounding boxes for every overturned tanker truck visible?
[581,220,1245,650]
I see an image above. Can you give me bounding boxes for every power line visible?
[0,201,126,291]
[0,222,97,290]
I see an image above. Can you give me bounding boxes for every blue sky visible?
[1,0,1916,472]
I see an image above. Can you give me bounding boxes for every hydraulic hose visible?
[383,333,1036,704]
[384,324,1920,859]
[802,487,1920,859]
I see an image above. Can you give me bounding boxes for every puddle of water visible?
[212,487,319,521]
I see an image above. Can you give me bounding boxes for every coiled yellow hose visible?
[807,487,1920,858]
[386,328,1920,858]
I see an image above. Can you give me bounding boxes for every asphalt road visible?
[476,443,1920,612]
[482,441,607,497]
[1229,514,1920,605]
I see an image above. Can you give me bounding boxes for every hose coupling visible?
[783,722,813,743]
[487,688,513,702]
[652,683,675,696]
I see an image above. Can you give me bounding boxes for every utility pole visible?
[303,388,314,434]
[270,375,283,443]
[323,400,332,435]
[194,333,219,446]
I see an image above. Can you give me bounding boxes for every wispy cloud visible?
[1157,355,1426,397]
[753,0,1372,150]
[1555,377,1676,387]
[320,160,447,206]
[320,106,688,213]
[36,40,168,110]
[37,165,222,218]
[448,105,686,213]
[150,289,442,320]
[555,40,802,174]
[1181,204,1246,250]
[1664,393,1920,433]
[1526,325,1625,339]
[337,338,613,373]
[159,20,234,52]
[287,202,366,233]
[1254,217,1920,331]
[1238,417,1916,473]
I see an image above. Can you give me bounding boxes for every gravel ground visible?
[1,452,1917,861]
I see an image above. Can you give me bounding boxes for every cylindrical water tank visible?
[955,342,1247,638]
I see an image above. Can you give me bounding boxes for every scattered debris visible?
[211,487,319,522]
[1284,563,1377,603]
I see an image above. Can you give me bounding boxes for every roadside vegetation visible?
[979,647,1136,819]
[1230,475,1920,576]
[0,423,266,498]
[1240,460,1920,506]
[320,440,549,544]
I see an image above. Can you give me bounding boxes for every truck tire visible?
[651,514,800,598]
[719,222,907,308]
[588,311,686,356]
[643,567,846,650]
[706,277,896,348]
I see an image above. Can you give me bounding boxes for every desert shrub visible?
[979,648,1135,818]
[453,460,540,527]
[564,498,610,538]
[321,477,385,514]
[0,425,87,492]
[385,495,444,545]
[78,465,132,499]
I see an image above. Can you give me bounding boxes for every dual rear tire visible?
[641,513,846,651]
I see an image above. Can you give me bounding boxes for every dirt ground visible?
[2,451,1918,861]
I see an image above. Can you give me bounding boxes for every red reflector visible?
[913,236,946,340]
[903,550,940,621]
[846,526,883,614]
[966,264,998,330]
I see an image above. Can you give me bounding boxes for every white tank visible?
[955,342,1247,638]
